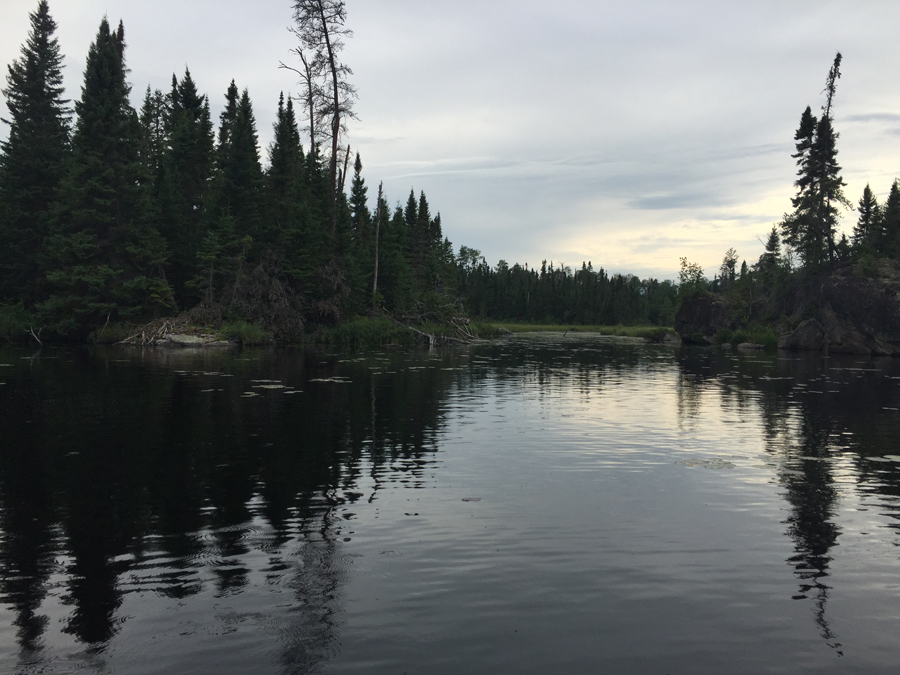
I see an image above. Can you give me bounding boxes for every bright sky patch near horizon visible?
[1,1,899,280]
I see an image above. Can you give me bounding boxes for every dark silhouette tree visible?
[0,0,70,305]
[39,18,171,336]
[852,184,880,251]
[158,69,215,304]
[881,180,900,256]
[781,54,849,269]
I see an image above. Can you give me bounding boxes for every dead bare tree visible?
[287,0,358,235]
[278,48,321,153]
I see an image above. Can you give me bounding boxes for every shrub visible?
[714,328,733,344]
[0,304,33,344]
[856,254,879,279]
[223,320,270,345]
[89,322,133,344]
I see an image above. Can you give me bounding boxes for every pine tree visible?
[40,18,171,336]
[882,181,900,257]
[267,92,305,239]
[138,86,169,195]
[347,151,372,310]
[781,54,850,270]
[159,69,214,304]
[193,85,265,308]
[781,106,822,267]
[852,184,880,251]
[0,0,70,305]
[221,88,264,242]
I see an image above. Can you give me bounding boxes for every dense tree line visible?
[0,2,675,342]
[456,251,677,326]
[0,3,461,340]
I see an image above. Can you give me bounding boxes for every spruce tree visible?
[40,18,170,336]
[347,152,372,310]
[138,86,169,195]
[194,85,264,307]
[780,54,849,270]
[160,69,214,303]
[215,88,263,242]
[781,106,822,267]
[882,181,900,257]
[267,92,304,246]
[0,0,70,305]
[852,184,880,251]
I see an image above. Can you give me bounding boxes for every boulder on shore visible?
[673,292,732,341]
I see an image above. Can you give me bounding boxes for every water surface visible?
[1,335,900,674]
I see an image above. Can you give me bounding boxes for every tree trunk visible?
[372,183,382,310]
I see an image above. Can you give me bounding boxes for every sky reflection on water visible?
[1,336,900,674]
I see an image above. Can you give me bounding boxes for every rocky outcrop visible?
[778,319,826,351]
[777,260,900,355]
[677,259,900,355]
[673,292,733,341]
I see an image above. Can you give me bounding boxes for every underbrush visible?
[319,317,415,347]
[223,320,271,345]
[88,322,134,344]
[0,304,32,343]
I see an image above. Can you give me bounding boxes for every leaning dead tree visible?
[285,0,357,235]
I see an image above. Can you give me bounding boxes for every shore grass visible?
[485,323,676,340]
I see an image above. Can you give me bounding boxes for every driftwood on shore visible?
[384,307,477,347]
[117,317,231,347]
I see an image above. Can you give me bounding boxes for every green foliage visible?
[0,0,70,305]
[88,321,133,344]
[882,181,900,257]
[223,320,270,345]
[677,257,706,303]
[458,255,676,326]
[780,54,850,270]
[856,253,879,278]
[38,18,172,337]
[154,69,215,305]
[321,316,414,347]
[853,184,881,251]
[0,304,33,343]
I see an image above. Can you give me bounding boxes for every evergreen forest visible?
[0,2,678,345]
[674,52,900,347]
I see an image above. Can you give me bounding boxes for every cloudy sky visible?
[2,1,900,279]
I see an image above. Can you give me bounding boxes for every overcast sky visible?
[2,1,900,279]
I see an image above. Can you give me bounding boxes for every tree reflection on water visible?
[2,340,900,672]
[0,346,452,670]
[677,347,900,656]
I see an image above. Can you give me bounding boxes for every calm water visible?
[1,335,900,674]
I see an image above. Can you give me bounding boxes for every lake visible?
[1,334,899,674]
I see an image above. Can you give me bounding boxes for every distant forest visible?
[0,1,679,342]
